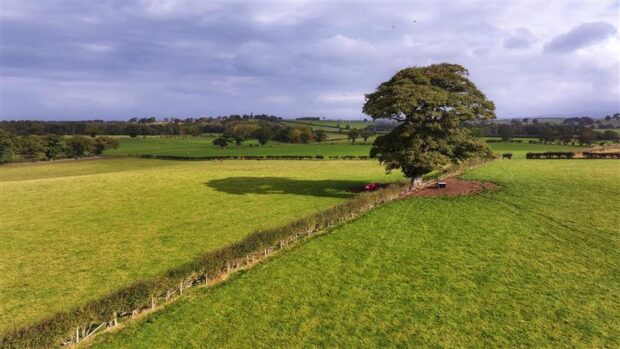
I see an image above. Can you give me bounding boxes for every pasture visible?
[104,136,374,157]
[105,136,583,159]
[0,158,402,333]
[89,159,619,348]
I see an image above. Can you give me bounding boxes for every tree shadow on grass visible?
[205,177,374,199]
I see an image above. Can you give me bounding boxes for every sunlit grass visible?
[105,135,583,159]
[90,160,619,348]
[0,158,402,333]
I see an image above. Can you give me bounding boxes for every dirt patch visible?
[404,178,495,198]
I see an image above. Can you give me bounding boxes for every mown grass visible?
[105,136,374,157]
[487,142,581,158]
[0,158,403,334]
[281,119,376,130]
[106,135,582,159]
[89,160,619,348]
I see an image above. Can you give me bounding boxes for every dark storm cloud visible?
[544,22,617,53]
[0,1,618,120]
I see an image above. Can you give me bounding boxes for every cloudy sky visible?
[0,1,618,120]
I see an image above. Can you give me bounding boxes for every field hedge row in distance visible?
[105,136,585,159]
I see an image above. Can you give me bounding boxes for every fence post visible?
[75,327,80,343]
[151,295,156,310]
[179,281,183,295]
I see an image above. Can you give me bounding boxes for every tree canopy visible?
[363,63,496,186]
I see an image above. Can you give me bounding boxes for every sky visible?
[0,1,619,121]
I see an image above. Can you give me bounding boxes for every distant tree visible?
[605,115,612,121]
[85,125,99,138]
[212,135,229,149]
[497,124,515,141]
[364,63,495,187]
[93,136,120,155]
[360,128,375,143]
[314,129,328,143]
[44,135,65,160]
[126,124,141,138]
[348,129,360,143]
[234,136,244,146]
[578,128,595,145]
[539,126,558,143]
[65,136,94,157]
[532,118,539,124]
[522,118,529,123]
[184,125,202,136]
[253,127,272,146]
[20,135,46,160]
[601,130,618,141]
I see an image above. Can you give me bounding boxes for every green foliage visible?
[93,137,120,155]
[360,127,375,143]
[497,124,515,141]
[212,136,229,149]
[347,129,360,143]
[314,129,328,143]
[65,136,94,158]
[253,128,272,146]
[364,63,496,183]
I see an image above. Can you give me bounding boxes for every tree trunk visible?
[409,176,422,189]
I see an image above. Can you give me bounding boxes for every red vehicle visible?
[363,183,379,191]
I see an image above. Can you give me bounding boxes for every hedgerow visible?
[525,152,575,159]
[134,154,373,161]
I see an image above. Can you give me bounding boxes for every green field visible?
[105,136,582,159]
[89,159,619,348]
[0,158,403,334]
[282,119,378,130]
[105,136,374,157]
[483,139,582,158]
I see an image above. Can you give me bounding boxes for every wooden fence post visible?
[179,281,183,295]
[75,327,80,343]
[151,295,156,310]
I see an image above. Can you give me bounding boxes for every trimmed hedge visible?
[526,151,620,159]
[486,139,523,143]
[582,152,620,159]
[134,154,373,161]
[0,156,492,348]
[526,152,575,159]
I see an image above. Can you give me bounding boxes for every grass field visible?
[0,158,403,334]
[105,136,583,159]
[89,159,619,348]
[105,136,374,157]
[282,119,377,130]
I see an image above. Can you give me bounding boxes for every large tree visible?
[363,63,496,187]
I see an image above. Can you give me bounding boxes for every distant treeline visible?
[0,114,282,137]
[472,122,618,145]
[0,130,119,164]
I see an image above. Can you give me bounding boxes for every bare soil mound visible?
[405,178,495,198]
